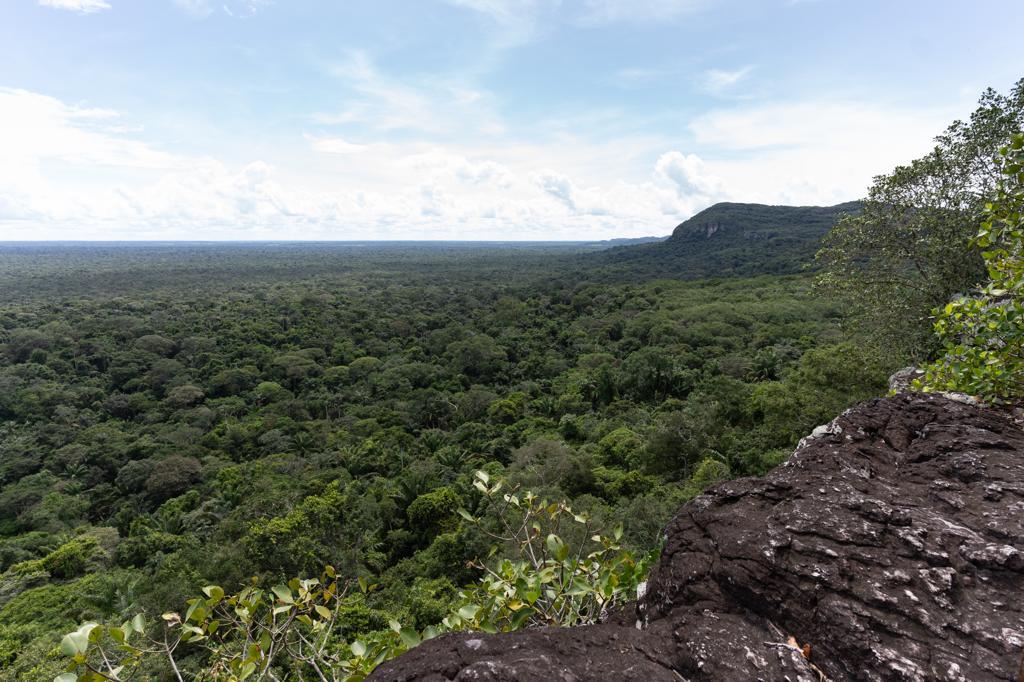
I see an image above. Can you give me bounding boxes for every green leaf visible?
[202,585,224,600]
[511,606,533,629]
[184,600,203,623]
[350,640,367,657]
[457,604,480,621]
[546,534,568,562]
[59,623,97,657]
[271,585,294,604]
[399,627,421,648]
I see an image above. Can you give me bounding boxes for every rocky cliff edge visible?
[370,393,1024,681]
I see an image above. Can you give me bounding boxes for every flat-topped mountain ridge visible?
[592,200,862,279]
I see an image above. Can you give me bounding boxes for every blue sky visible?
[0,0,1021,240]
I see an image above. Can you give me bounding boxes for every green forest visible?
[1,81,1021,681]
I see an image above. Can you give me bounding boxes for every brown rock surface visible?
[370,394,1024,681]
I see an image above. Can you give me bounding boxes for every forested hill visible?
[589,200,862,279]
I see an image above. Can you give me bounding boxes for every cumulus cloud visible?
[0,88,694,240]
[655,151,726,198]
[0,87,964,241]
[687,98,957,205]
[403,151,516,188]
[533,170,578,211]
[0,88,178,170]
[37,0,110,13]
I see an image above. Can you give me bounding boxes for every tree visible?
[447,336,507,382]
[144,456,202,503]
[916,134,1024,402]
[816,80,1024,360]
[751,343,888,448]
[619,346,679,401]
[407,487,462,537]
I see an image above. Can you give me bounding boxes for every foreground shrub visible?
[916,134,1024,403]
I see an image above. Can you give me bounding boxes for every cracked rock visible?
[371,394,1024,681]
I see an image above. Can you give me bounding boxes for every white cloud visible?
[0,88,690,240]
[38,0,110,13]
[317,51,505,136]
[687,98,958,205]
[700,66,754,96]
[655,151,726,198]
[441,0,554,46]
[533,170,579,211]
[578,0,712,24]
[444,0,714,40]
[609,67,674,88]
[324,51,442,132]
[0,87,968,241]
[170,0,211,16]
[0,88,178,170]
[172,0,271,18]
[443,0,530,23]
[223,0,272,17]
[305,135,369,155]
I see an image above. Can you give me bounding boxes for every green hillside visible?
[592,201,862,279]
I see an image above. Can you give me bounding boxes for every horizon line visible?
[0,238,669,245]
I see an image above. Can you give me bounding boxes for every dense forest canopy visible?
[0,240,888,679]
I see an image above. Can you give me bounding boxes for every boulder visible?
[370,394,1024,681]
[887,366,924,393]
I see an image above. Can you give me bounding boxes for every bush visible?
[406,487,463,535]
[9,535,100,581]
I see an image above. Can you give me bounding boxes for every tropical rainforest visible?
[0,79,1021,681]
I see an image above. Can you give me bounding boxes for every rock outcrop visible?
[370,394,1024,681]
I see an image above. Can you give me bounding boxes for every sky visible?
[0,1,1021,241]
